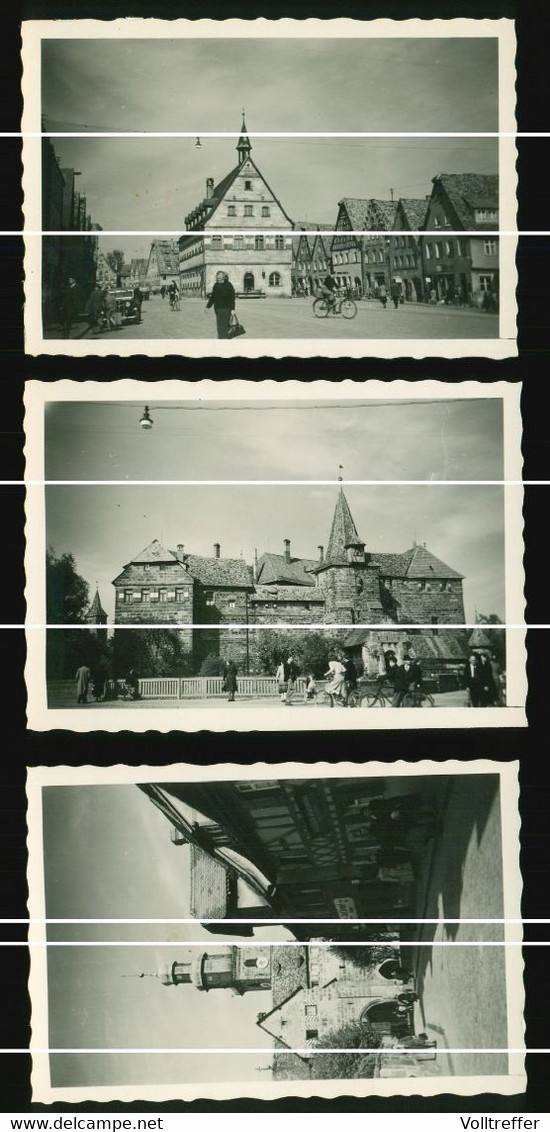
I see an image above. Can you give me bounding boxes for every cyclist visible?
[325,656,347,702]
[320,272,340,311]
[168,281,179,308]
[342,655,358,702]
[392,658,415,707]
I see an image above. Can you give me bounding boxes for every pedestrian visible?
[343,655,358,697]
[477,653,498,706]
[283,655,299,705]
[225,660,238,702]
[160,285,166,299]
[61,277,80,338]
[86,283,106,334]
[304,673,317,702]
[378,283,388,309]
[132,286,143,322]
[275,659,286,702]
[92,660,108,702]
[429,287,437,304]
[126,668,140,700]
[390,280,401,309]
[391,658,414,706]
[75,663,91,704]
[206,271,236,339]
[463,652,483,707]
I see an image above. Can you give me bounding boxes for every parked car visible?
[106,288,142,325]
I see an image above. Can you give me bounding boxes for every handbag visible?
[228,311,246,338]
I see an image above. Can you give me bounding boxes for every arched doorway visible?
[360,1000,400,1035]
[243,272,255,293]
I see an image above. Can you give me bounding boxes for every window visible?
[275,235,284,250]
[425,244,432,260]
[211,235,222,249]
[484,239,497,255]
[234,234,244,248]
[244,205,253,217]
[445,240,454,256]
[458,239,469,256]
[227,205,236,217]
[159,590,169,603]
[150,590,159,602]
[244,180,252,191]
[255,235,265,250]
[269,271,281,287]
[479,274,494,292]
[124,590,132,603]
[205,591,215,606]
[378,250,384,263]
[434,242,442,259]
[175,589,188,602]
[306,1029,319,1041]
[141,590,150,602]
[228,599,235,610]
[475,208,498,223]
[433,216,440,228]
[431,615,439,636]
[261,205,270,217]
[305,1005,318,1018]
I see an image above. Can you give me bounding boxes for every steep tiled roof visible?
[182,553,253,589]
[257,552,318,587]
[431,173,499,229]
[189,844,229,918]
[150,239,179,274]
[402,544,463,580]
[395,198,428,231]
[468,627,493,649]
[372,200,399,229]
[370,551,414,576]
[322,488,364,566]
[130,539,178,564]
[342,629,468,659]
[338,198,370,230]
[250,585,324,604]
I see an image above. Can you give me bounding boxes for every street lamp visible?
[139,405,153,430]
[195,137,202,149]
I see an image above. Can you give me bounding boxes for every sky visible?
[41,36,499,247]
[42,783,290,1086]
[43,396,506,622]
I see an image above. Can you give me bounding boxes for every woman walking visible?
[225,660,238,702]
[206,271,236,339]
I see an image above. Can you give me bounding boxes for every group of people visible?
[463,651,504,707]
[74,663,140,705]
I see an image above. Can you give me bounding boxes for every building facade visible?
[42,137,103,321]
[291,223,333,296]
[139,773,439,926]
[331,198,398,296]
[156,943,416,1055]
[113,487,467,673]
[178,116,294,298]
[145,239,180,292]
[421,173,499,305]
[388,198,428,302]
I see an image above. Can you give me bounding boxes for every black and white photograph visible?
[26,760,524,1101]
[24,379,525,731]
[22,17,517,357]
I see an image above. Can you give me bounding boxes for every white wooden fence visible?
[139,675,308,699]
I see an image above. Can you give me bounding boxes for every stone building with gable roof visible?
[178,114,294,298]
[421,172,499,305]
[113,487,467,672]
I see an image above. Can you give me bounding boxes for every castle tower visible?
[236,111,252,166]
[316,487,384,624]
[85,586,108,635]
[158,945,272,997]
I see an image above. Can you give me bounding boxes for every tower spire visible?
[237,110,252,166]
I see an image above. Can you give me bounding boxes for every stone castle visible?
[111,487,467,672]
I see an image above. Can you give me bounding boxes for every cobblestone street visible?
[46,294,500,342]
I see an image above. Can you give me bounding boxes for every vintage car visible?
[105,288,143,325]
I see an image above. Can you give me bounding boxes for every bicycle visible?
[316,683,360,708]
[169,294,181,311]
[313,294,357,320]
[360,681,435,708]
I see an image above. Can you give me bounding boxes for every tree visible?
[106,249,125,275]
[199,654,227,676]
[475,613,506,665]
[309,1020,380,1079]
[329,938,400,970]
[46,548,104,679]
[112,629,192,678]
[46,547,89,623]
[255,629,344,677]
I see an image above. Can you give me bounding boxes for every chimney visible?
[214,542,220,559]
[284,539,291,564]
[318,545,324,563]
[176,543,184,561]
[206,177,214,199]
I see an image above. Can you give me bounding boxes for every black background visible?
[1,0,549,1114]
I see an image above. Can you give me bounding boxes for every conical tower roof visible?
[87,587,107,623]
[323,488,365,566]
